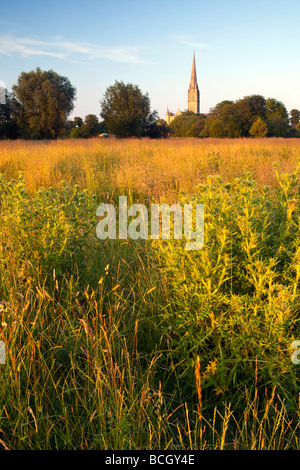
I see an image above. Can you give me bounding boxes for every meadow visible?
[1,137,300,450]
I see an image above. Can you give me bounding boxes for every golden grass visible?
[1,137,300,201]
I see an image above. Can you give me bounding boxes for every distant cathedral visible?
[165,51,200,124]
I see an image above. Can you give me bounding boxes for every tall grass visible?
[0,137,300,200]
[1,138,300,449]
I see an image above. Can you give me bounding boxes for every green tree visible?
[74,116,83,128]
[233,95,266,135]
[249,117,268,137]
[240,95,266,120]
[265,98,288,120]
[170,111,206,137]
[142,110,162,138]
[202,102,243,137]
[190,116,206,137]
[210,100,234,115]
[69,127,83,139]
[82,114,101,137]
[12,67,76,139]
[202,95,292,138]
[264,98,289,136]
[267,116,290,137]
[201,118,224,137]
[100,81,153,138]
[156,119,170,137]
[70,115,106,139]
[289,109,300,127]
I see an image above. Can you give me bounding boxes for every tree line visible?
[168,96,300,138]
[0,67,299,139]
[0,67,167,140]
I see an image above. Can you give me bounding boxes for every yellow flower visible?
[202,359,218,378]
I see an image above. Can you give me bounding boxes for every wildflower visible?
[202,359,218,379]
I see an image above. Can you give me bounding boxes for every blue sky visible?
[1,0,300,119]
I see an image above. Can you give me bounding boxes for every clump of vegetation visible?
[153,169,300,410]
[169,111,206,137]
[250,117,268,137]
[69,114,106,139]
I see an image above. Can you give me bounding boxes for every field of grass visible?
[1,137,300,450]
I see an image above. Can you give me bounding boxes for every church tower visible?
[187,51,200,114]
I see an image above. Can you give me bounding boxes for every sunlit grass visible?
[1,137,300,449]
[0,137,300,199]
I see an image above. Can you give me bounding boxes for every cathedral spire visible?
[189,51,197,90]
[187,51,200,114]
